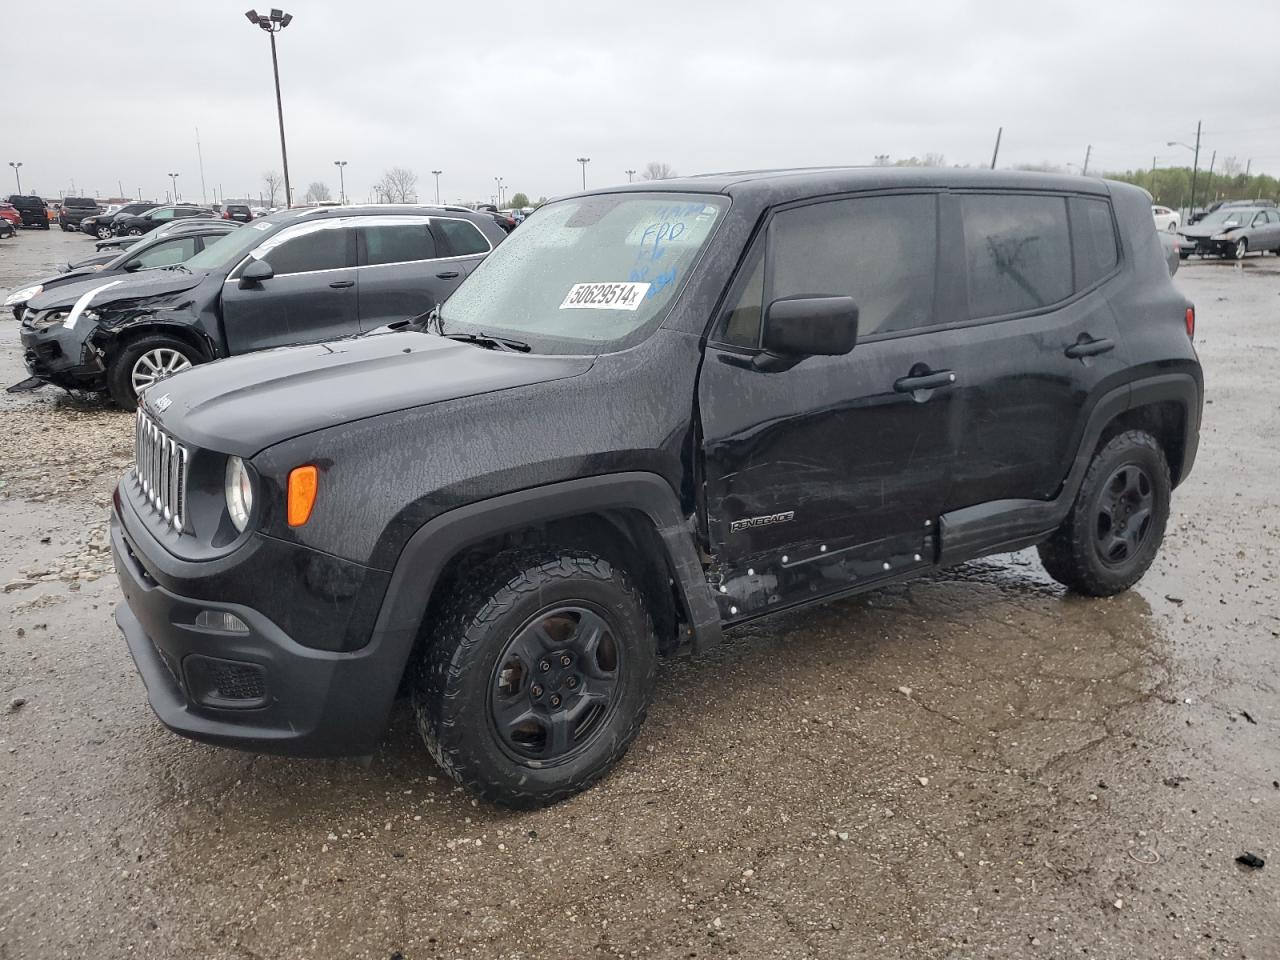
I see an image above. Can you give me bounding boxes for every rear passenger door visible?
[942,192,1129,511]
[699,192,958,592]
[221,220,359,354]
[354,216,451,331]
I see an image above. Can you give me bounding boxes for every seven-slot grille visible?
[134,408,188,531]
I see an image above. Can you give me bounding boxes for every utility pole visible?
[1245,158,1252,177]
[1189,120,1202,217]
[990,127,1003,170]
[118,179,123,198]
[196,127,208,204]
[1081,144,1091,176]
[1204,149,1216,202]
[1150,156,1157,198]
[431,170,442,203]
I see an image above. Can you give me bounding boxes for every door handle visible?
[1064,336,1114,359]
[894,369,957,393]
[435,271,460,280]
[328,279,355,289]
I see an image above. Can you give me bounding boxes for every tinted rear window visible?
[64,197,97,208]
[434,218,491,256]
[1069,197,1119,289]
[961,194,1071,319]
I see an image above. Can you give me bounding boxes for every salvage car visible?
[81,202,159,239]
[108,168,1203,808]
[113,203,214,236]
[6,221,241,320]
[17,205,502,408]
[1178,206,1280,259]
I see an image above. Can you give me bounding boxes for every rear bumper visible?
[111,490,403,756]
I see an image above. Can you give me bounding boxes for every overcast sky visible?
[6,0,1278,205]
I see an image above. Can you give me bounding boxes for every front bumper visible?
[111,486,402,756]
[1178,236,1233,256]
[19,322,104,390]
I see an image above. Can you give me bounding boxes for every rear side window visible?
[1069,197,1119,289]
[261,226,352,275]
[434,218,491,256]
[129,236,198,269]
[961,194,1071,319]
[361,222,437,265]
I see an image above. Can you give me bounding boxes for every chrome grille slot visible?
[133,409,189,532]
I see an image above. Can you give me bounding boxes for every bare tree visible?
[1220,155,1243,178]
[922,152,947,167]
[263,170,283,207]
[304,181,332,203]
[641,161,676,181]
[377,167,419,203]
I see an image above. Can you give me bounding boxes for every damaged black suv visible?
[112,169,1202,807]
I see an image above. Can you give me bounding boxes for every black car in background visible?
[81,202,159,239]
[113,203,214,236]
[58,197,102,231]
[6,195,50,229]
[222,204,253,223]
[8,221,243,321]
[19,205,504,408]
[63,219,240,272]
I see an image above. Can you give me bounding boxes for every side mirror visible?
[760,296,860,361]
[239,258,274,288]
[123,260,141,272]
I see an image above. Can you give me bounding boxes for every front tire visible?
[414,550,658,808]
[96,225,112,240]
[1230,238,1248,260]
[1038,430,1171,597]
[107,334,198,411]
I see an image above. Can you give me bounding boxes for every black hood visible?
[144,332,595,457]
[23,268,207,313]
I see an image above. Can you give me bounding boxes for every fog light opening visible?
[194,610,250,634]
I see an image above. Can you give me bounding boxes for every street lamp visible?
[494,176,504,207]
[169,173,180,201]
[625,169,636,183]
[576,157,590,190]
[1167,120,1202,217]
[8,161,22,193]
[333,160,347,204]
[245,8,295,208]
[431,170,442,204]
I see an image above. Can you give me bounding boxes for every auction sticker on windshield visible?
[560,282,650,311]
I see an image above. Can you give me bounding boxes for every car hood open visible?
[143,331,595,457]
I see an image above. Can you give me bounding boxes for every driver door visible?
[698,192,958,604]
[220,221,359,355]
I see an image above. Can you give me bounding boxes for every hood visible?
[146,331,595,457]
[1180,222,1246,239]
[23,268,206,313]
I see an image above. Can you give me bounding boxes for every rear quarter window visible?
[435,218,492,256]
[961,194,1071,319]
[1068,197,1119,289]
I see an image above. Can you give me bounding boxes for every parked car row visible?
[9,205,505,409]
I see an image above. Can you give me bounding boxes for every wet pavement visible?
[1,229,1278,959]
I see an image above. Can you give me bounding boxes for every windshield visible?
[440,192,728,354]
[1200,208,1255,226]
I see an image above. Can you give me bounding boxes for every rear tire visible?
[1038,430,1171,597]
[127,227,143,236]
[413,549,658,808]
[106,333,199,411]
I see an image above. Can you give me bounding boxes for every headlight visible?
[4,283,43,307]
[29,311,68,331]
[224,456,254,532]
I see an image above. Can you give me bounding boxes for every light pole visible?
[245,9,295,208]
[333,160,347,204]
[494,176,504,207]
[576,156,590,190]
[625,169,636,183]
[1168,119,1202,216]
[169,173,180,201]
[431,170,442,203]
[8,162,22,193]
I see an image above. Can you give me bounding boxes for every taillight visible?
[222,210,231,219]
[1185,306,1195,340]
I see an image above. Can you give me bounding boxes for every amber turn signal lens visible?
[287,465,318,526]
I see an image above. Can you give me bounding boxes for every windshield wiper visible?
[442,331,531,353]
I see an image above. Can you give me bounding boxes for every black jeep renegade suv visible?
[111,168,1202,807]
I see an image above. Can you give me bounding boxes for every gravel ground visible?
[1,229,1278,959]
